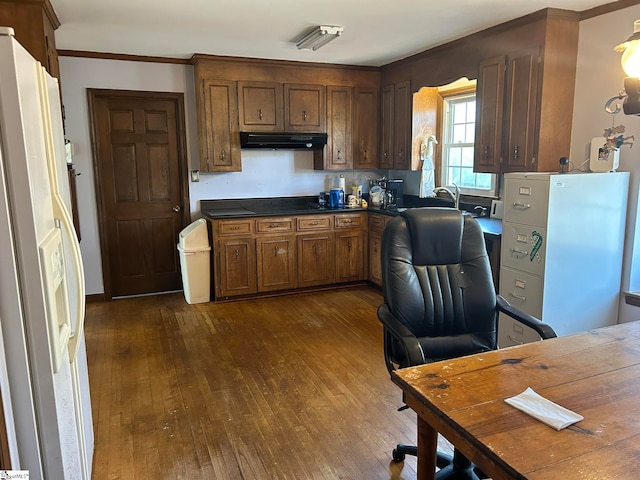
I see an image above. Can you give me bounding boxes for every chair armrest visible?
[496,295,557,340]
[377,304,426,366]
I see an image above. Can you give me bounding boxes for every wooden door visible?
[237,81,283,132]
[503,47,540,172]
[474,56,505,174]
[380,85,394,169]
[88,90,189,298]
[198,79,241,172]
[325,86,352,170]
[393,80,412,169]
[284,84,326,132]
[353,87,379,169]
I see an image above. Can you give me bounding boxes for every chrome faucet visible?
[433,183,460,209]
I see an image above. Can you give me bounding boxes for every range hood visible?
[240,132,327,150]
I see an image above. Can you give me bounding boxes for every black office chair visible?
[378,208,556,479]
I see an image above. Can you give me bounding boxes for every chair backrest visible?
[381,208,497,360]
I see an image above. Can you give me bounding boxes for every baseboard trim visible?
[86,293,106,303]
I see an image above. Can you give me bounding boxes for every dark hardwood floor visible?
[85,286,448,479]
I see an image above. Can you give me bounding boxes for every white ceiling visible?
[50,0,606,67]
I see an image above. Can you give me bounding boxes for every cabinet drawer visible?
[256,217,294,233]
[499,266,543,319]
[500,223,546,277]
[215,219,254,236]
[368,213,387,232]
[297,215,331,231]
[503,177,549,226]
[498,314,546,348]
[335,213,364,229]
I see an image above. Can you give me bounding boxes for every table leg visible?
[417,416,438,480]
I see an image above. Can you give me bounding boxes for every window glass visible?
[441,93,495,196]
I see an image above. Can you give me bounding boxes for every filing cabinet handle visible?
[512,202,531,209]
[507,335,524,345]
[509,292,527,301]
[510,248,529,257]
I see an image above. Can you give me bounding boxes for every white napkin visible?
[504,387,583,430]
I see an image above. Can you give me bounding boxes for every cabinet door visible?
[325,86,352,170]
[256,234,297,292]
[237,81,283,132]
[297,232,335,287]
[335,230,365,282]
[199,79,241,172]
[393,80,412,169]
[368,230,382,286]
[503,47,540,172]
[353,87,379,169]
[380,85,394,169]
[474,56,505,174]
[217,237,257,297]
[284,84,326,132]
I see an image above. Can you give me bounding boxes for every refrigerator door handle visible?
[53,194,86,362]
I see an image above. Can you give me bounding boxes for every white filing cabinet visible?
[498,172,629,347]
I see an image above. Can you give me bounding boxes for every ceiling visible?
[50,0,606,67]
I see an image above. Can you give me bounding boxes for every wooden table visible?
[392,321,640,479]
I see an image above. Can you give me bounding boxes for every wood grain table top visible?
[392,321,640,479]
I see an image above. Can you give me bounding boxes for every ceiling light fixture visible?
[605,19,640,115]
[296,25,344,51]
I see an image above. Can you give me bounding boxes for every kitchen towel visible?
[504,387,583,430]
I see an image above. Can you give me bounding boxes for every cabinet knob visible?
[234,249,240,260]
[483,145,489,160]
[303,110,307,121]
[258,108,263,120]
[220,149,226,161]
[513,145,519,160]
[172,205,182,212]
[363,149,368,160]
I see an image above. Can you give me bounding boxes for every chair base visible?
[391,444,487,479]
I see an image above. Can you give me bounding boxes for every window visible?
[441,92,496,196]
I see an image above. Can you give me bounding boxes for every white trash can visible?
[177,218,211,304]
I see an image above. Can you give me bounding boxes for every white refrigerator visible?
[0,27,93,479]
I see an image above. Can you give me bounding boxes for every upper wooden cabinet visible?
[196,78,241,172]
[353,87,379,170]
[284,84,326,132]
[238,81,283,132]
[238,81,326,133]
[323,85,352,170]
[0,0,60,78]
[475,48,541,173]
[472,14,579,174]
[380,81,411,169]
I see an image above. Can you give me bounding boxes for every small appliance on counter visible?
[386,179,404,208]
[329,188,344,208]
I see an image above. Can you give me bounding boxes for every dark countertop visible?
[201,196,502,237]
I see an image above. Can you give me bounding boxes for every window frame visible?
[439,87,497,198]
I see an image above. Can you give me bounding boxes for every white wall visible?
[569,4,640,323]
[59,57,379,294]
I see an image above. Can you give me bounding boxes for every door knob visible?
[172,205,182,212]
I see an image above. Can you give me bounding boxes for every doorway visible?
[87,90,189,299]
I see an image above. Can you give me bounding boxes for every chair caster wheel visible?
[392,448,406,462]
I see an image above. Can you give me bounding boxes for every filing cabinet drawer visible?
[503,176,550,226]
[499,266,543,319]
[500,223,546,277]
[498,314,547,348]
[256,217,294,233]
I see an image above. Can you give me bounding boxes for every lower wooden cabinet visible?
[297,233,335,287]
[210,212,367,300]
[256,234,296,292]
[368,213,389,286]
[217,236,257,297]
